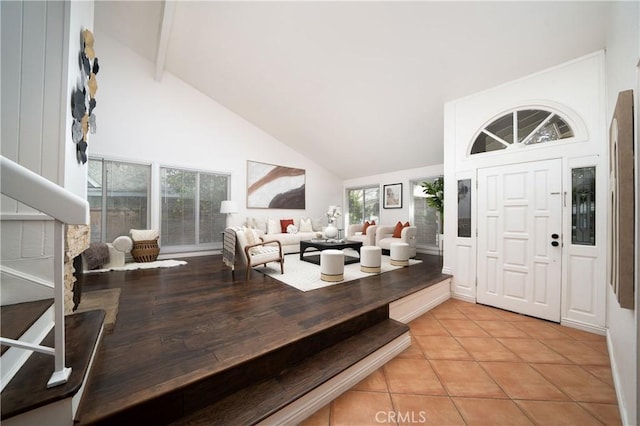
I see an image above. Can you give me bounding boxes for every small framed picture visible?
[383,183,403,209]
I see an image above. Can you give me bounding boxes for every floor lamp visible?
[220,200,239,228]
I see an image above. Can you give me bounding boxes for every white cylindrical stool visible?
[390,242,410,267]
[361,246,382,273]
[321,249,344,282]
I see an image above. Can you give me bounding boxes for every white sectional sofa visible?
[245,216,325,254]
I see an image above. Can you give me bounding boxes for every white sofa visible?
[375,224,417,258]
[246,217,324,254]
[346,223,378,246]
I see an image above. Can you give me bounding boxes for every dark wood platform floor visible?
[1,309,105,419]
[0,299,54,356]
[76,253,446,425]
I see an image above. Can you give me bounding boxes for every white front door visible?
[477,159,562,322]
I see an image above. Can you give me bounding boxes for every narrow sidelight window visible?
[458,179,472,238]
[571,167,596,245]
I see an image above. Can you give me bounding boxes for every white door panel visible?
[477,159,562,322]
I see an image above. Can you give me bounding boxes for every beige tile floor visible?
[300,298,621,426]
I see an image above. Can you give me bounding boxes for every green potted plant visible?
[421,177,444,249]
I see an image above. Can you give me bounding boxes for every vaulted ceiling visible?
[94,1,610,179]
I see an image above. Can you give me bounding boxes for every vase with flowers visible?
[325,205,342,239]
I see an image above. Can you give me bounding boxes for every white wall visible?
[343,164,443,226]
[0,1,92,293]
[89,34,342,234]
[604,2,639,424]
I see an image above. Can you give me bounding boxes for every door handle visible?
[551,241,559,247]
[551,233,559,239]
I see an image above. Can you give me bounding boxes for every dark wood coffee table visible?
[299,240,363,265]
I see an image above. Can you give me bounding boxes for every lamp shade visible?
[220,200,238,214]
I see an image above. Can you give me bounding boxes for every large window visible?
[87,158,150,243]
[411,179,438,249]
[346,186,379,224]
[160,167,229,250]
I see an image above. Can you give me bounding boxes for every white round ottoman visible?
[321,249,344,282]
[360,246,382,273]
[390,242,410,267]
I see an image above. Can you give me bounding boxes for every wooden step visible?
[1,299,54,356]
[175,319,410,425]
[1,309,105,421]
[79,305,392,425]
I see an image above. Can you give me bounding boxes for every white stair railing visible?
[0,156,89,388]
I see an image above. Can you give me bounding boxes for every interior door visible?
[477,159,562,322]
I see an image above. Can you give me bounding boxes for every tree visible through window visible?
[347,186,379,224]
[87,158,150,243]
[411,179,438,248]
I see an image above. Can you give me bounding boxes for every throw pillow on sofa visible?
[299,217,313,232]
[267,218,280,234]
[280,219,294,233]
[362,220,376,235]
[392,221,410,238]
[311,217,323,232]
[247,217,268,234]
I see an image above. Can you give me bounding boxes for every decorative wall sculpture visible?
[246,160,306,209]
[608,90,635,309]
[71,28,99,164]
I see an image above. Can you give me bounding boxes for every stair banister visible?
[0,156,89,224]
[0,155,89,388]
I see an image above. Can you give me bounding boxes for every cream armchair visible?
[235,228,284,280]
[375,224,417,258]
[346,223,378,246]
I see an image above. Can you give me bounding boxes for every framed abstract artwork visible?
[246,160,306,209]
[383,183,402,209]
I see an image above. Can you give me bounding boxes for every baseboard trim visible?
[560,318,606,336]
[257,332,411,426]
[389,279,451,323]
[451,292,475,303]
[606,329,630,426]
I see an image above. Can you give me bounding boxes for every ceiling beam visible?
[154,0,176,81]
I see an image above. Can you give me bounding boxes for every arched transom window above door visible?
[470,109,575,155]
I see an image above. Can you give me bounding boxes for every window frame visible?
[159,164,231,253]
[410,178,439,252]
[87,156,151,243]
[469,107,577,156]
[345,185,380,225]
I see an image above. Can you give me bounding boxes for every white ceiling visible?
[95,1,610,179]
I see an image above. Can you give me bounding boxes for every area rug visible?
[74,288,121,330]
[85,259,187,273]
[254,251,421,292]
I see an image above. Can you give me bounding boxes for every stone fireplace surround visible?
[65,224,90,315]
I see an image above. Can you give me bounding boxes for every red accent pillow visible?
[280,219,294,233]
[392,221,404,238]
[362,221,371,235]
[392,221,410,238]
